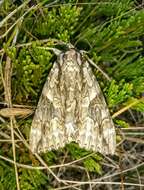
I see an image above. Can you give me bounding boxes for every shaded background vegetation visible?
[0,0,144,189]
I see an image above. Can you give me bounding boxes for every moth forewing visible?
[74,58,116,154]
[30,62,67,153]
[30,49,116,154]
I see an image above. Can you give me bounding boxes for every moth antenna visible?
[81,51,112,81]
[37,46,62,55]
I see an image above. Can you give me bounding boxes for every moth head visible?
[64,49,77,61]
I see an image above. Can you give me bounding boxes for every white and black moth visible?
[30,49,116,154]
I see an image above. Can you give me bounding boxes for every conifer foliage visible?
[0,0,144,189]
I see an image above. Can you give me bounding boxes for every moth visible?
[30,49,116,154]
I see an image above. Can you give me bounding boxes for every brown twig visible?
[3,55,20,190]
[0,108,33,118]
[112,98,144,118]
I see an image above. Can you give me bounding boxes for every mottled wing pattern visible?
[30,50,83,153]
[75,58,116,154]
[58,50,82,143]
[30,49,116,154]
[30,62,66,153]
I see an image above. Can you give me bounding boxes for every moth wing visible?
[30,62,66,153]
[76,60,116,154]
